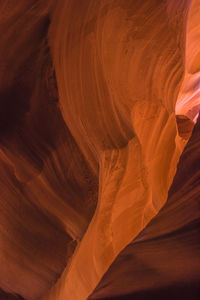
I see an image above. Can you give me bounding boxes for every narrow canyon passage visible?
[0,1,199,300]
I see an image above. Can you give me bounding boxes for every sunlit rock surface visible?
[0,0,199,300]
[88,113,200,300]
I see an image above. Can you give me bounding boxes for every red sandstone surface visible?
[0,1,199,299]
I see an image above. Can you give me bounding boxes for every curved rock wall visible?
[0,1,199,299]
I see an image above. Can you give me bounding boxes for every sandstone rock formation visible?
[88,112,200,300]
[0,1,199,300]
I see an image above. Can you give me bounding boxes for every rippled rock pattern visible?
[0,1,199,300]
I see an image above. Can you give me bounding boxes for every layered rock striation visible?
[0,1,199,299]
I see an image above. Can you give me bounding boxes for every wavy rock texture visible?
[176,0,200,121]
[0,0,199,300]
[89,113,200,300]
[0,1,98,299]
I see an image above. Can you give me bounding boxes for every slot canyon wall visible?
[0,0,199,299]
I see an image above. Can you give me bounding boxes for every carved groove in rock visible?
[0,1,199,300]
